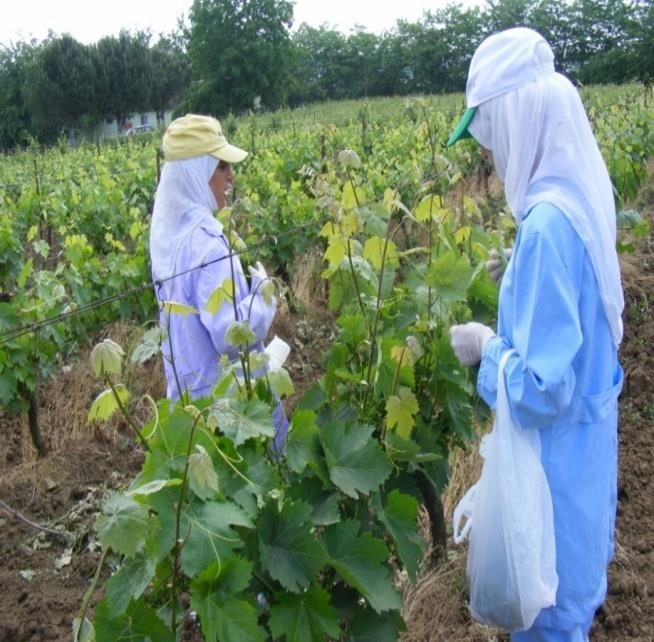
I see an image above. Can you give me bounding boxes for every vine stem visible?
[361,216,403,416]
[156,282,186,405]
[0,499,70,542]
[344,167,370,332]
[106,379,150,452]
[171,411,205,633]
[225,228,253,398]
[428,197,435,319]
[74,547,108,642]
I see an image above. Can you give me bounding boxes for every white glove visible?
[248,261,267,286]
[449,322,496,367]
[486,248,513,285]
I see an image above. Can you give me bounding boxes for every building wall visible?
[83,110,174,140]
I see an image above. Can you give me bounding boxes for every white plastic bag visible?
[453,350,558,632]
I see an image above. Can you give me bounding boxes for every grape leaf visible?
[258,500,327,592]
[341,211,361,236]
[96,495,151,557]
[209,398,275,446]
[190,558,265,642]
[267,368,294,397]
[205,278,234,315]
[188,445,220,500]
[104,553,156,616]
[87,385,130,423]
[72,617,94,642]
[286,410,322,474]
[90,339,124,377]
[371,491,425,582]
[342,182,365,209]
[16,258,33,289]
[426,250,473,303]
[320,422,392,498]
[131,326,167,364]
[160,301,199,316]
[287,477,340,526]
[224,321,256,347]
[323,521,402,613]
[345,608,406,642]
[94,597,174,642]
[324,236,347,269]
[385,387,419,440]
[125,478,182,499]
[269,584,341,642]
[175,500,253,577]
[362,236,398,271]
[413,194,449,223]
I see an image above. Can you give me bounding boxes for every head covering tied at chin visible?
[453,27,623,347]
[149,114,247,286]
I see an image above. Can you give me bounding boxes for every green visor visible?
[447,106,477,147]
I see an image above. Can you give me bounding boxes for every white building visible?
[85,110,174,140]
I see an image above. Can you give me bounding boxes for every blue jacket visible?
[477,202,622,630]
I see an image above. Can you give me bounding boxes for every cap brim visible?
[212,143,248,164]
[447,107,477,147]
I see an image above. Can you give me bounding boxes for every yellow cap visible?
[162,114,248,163]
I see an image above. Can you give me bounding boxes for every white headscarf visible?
[150,156,221,284]
[467,29,624,347]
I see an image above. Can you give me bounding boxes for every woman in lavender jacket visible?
[149,114,288,452]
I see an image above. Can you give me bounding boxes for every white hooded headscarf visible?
[466,28,624,347]
[149,156,221,284]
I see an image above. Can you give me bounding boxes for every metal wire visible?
[0,216,327,346]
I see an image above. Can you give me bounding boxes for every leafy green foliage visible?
[269,585,340,642]
[188,445,220,500]
[94,597,174,642]
[96,495,152,557]
[258,500,328,592]
[320,422,393,499]
[190,557,266,642]
[372,491,425,582]
[323,521,402,613]
[87,385,130,422]
[176,500,253,577]
[385,387,419,440]
[90,338,124,377]
[0,79,640,642]
[209,398,276,446]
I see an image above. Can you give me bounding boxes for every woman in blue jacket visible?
[448,28,624,642]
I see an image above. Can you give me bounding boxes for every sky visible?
[0,0,478,46]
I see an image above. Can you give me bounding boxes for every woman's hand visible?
[248,261,268,286]
[449,322,496,366]
[486,247,513,285]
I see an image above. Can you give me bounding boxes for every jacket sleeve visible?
[192,233,277,356]
[477,227,583,430]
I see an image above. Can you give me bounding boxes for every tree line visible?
[1,0,652,150]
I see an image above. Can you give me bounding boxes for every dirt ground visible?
[0,211,652,641]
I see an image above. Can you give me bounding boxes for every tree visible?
[0,41,36,149]
[632,0,654,83]
[186,0,294,115]
[94,31,154,131]
[150,35,191,124]
[23,34,97,141]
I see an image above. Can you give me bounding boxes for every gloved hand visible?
[248,261,267,287]
[486,247,513,285]
[449,322,496,367]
